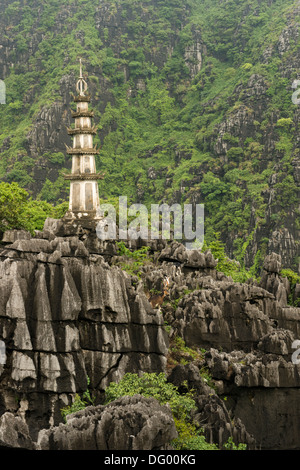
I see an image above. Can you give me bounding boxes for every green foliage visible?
[172,417,218,450]
[223,436,247,450]
[276,118,293,129]
[47,152,65,165]
[105,372,196,421]
[274,175,298,208]
[105,372,217,449]
[168,335,203,367]
[60,377,95,422]
[281,268,300,286]
[104,371,246,450]
[0,182,30,232]
[203,233,256,283]
[39,175,69,203]
[0,182,67,234]
[114,241,152,277]
[116,241,150,260]
[280,269,300,306]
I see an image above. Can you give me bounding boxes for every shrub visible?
[104,372,216,449]
[203,232,254,282]
[115,241,152,277]
[280,268,300,306]
[223,436,247,450]
[105,372,196,421]
[60,377,95,422]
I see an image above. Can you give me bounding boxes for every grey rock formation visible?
[203,347,300,450]
[0,230,168,439]
[167,363,256,449]
[1,229,300,450]
[37,395,177,450]
[0,412,34,449]
[141,247,300,449]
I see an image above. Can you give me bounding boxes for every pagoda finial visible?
[76,58,88,97]
[79,58,83,79]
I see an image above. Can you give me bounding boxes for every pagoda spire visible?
[64,59,104,225]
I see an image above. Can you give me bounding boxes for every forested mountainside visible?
[0,0,299,273]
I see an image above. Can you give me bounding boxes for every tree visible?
[0,182,30,233]
[0,182,67,235]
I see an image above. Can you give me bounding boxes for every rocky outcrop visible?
[0,395,177,450]
[141,249,300,449]
[1,226,300,450]
[0,412,34,449]
[37,395,177,450]
[203,346,300,450]
[168,363,256,450]
[0,229,168,440]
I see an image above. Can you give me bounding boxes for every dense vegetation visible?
[61,370,246,449]
[0,0,299,272]
[0,181,67,235]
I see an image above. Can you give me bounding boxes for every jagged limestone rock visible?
[0,412,34,449]
[0,234,168,438]
[37,395,177,450]
[167,363,256,449]
[1,230,300,450]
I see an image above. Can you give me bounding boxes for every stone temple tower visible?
[64,59,104,229]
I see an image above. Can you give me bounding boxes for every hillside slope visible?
[0,0,299,272]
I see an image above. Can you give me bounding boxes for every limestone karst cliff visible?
[0,222,300,450]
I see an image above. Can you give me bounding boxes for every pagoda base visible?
[62,209,104,231]
[41,210,103,239]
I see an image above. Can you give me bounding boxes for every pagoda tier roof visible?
[66,146,99,155]
[72,93,91,103]
[63,172,105,181]
[71,110,94,118]
[67,126,97,135]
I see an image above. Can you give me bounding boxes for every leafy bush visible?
[105,371,246,450]
[280,268,300,306]
[0,182,67,234]
[60,377,95,422]
[104,372,216,449]
[203,232,255,282]
[276,118,293,129]
[172,417,218,450]
[115,241,152,277]
[168,335,203,367]
[223,436,247,450]
[105,372,196,421]
[0,182,31,233]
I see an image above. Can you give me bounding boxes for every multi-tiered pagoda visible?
[64,59,104,228]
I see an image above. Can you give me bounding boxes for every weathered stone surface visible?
[0,234,168,438]
[37,395,177,450]
[158,240,217,270]
[140,247,300,450]
[163,278,276,352]
[262,253,282,274]
[167,363,256,449]
[0,412,34,449]
[1,230,32,244]
[259,252,289,306]
[202,347,300,449]
[1,231,300,450]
